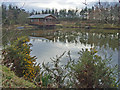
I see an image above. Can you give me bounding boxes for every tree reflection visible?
[30,30,119,51]
[3,29,119,51]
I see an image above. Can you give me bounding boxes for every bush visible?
[41,52,67,88]
[42,49,119,88]
[2,36,40,81]
[1,65,36,88]
[2,36,119,88]
[67,49,119,88]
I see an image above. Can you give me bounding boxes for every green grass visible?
[1,65,36,88]
[59,20,120,29]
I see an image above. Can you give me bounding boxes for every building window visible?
[31,19,34,22]
[40,19,43,21]
[35,19,39,22]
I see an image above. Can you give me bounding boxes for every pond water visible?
[2,28,119,65]
[27,29,119,65]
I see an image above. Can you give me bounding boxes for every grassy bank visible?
[2,24,37,31]
[2,20,120,31]
[1,65,36,88]
[56,20,120,29]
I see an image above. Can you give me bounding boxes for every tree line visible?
[2,2,120,25]
[2,4,29,25]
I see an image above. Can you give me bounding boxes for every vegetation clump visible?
[67,49,119,88]
[1,36,119,88]
[1,65,36,88]
[42,49,119,88]
[2,36,40,81]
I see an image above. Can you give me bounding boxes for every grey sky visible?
[1,0,119,11]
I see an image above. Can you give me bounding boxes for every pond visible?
[2,28,119,65]
[28,29,119,66]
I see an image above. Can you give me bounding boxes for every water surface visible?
[28,29,119,65]
[2,28,119,65]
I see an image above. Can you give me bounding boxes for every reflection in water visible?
[29,29,119,65]
[2,29,119,65]
[30,36,93,64]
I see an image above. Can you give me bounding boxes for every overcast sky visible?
[1,0,119,11]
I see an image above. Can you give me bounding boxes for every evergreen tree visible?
[48,9,51,14]
[2,4,29,25]
[42,10,45,14]
[35,11,38,15]
[52,9,55,15]
[45,9,48,14]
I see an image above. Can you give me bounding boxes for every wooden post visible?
[118,1,120,86]
[118,33,120,89]
[118,1,120,89]
[119,2,120,24]
[0,6,2,88]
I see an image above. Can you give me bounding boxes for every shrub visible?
[2,36,40,81]
[1,65,36,88]
[67,49,119,88]
[42,49,119,88]
[42,52,67,88]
